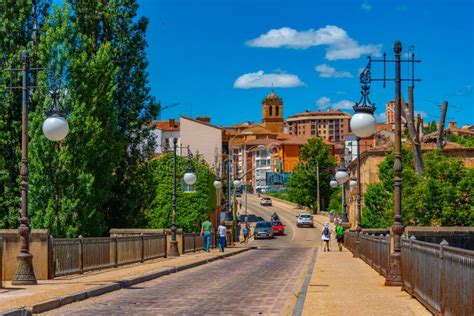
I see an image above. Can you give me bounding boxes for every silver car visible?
[296,212,314,228]
[254,221,275,239]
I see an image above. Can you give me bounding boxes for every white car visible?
[296,212,314,228]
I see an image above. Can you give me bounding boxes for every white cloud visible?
[316,97,331,109]
[316,96,354,110]
[361,1,372,12]
[376,112,386,122]
[233,70,305,89]
[315,64,353,78]
[246,25,382,60]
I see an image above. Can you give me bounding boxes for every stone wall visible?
[0,229,50,281]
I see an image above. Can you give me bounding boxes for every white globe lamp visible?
[233,179,241,187]
[335,169,349,184]
[330,179,338,188]
[42,115,69,141]
[183,170,197,185]
[350,112,376,138]
[213,178,222,189]
[349,179,358,189]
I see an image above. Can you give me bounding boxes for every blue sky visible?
[138,0,474,126]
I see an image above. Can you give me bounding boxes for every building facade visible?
[286,110,351,143]
[262,90,284,133]
[150,119,181,155]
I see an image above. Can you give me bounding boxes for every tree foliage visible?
[146,154,217,233]
[0,1,159,237]
[287,138,336,211]
[362,147,474,228]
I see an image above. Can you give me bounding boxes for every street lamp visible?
[350,58,377,258]
[213,177,223,189]
[329,178,338,189]
[13,51,69,285]
[335,167,350,229]
[169,140,196,257]
[349,178,358,189]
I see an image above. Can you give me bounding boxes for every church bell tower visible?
[262,90,284,133]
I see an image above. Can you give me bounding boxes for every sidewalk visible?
[0,246,252,314]
[301,236,430,316]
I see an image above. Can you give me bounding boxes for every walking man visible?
[217,221,227,252]
[243,222,250,244]
[335,221,344,251]
[201,217,213,252]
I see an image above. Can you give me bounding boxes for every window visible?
[269,105,273,116]
[182,179,195,193]
[276,106,279,116]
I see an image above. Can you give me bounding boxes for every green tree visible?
[361,183,393,228]
[0,0,50,229]
[449,134,474,148]
[327,187,342,215]
[287,138,336,211]
[29,4,120,237]
[146,154,216,233]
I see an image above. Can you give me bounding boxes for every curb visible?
[1,247,256,315]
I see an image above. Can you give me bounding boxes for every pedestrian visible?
[334,215,340,227]
[239,200,242,209]
[243,222,250,244]
[335,221,344,251]
[217,221,227,252]
[200,216,213,252]
[321,222,331,252]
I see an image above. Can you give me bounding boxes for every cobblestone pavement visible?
[47,247,314,315]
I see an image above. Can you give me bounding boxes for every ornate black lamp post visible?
[169,139,196,257]
[12,51,69,285]
[355,41,421,285]
[349,58,377,258]
[334,167,350,229]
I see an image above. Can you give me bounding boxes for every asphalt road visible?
[46,194,319,315]
[243,194,321,248]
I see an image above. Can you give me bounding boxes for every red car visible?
[272,221,285,235]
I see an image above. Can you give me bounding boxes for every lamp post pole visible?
[386,41,405,286]
[169,137,180,257]
[354,137,362,258]
[13,51,37,285]
[316,161,320,214]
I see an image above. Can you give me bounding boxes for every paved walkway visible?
[0,247,249,314]
[301,214,430,316]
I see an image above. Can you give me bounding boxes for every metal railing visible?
[344,231,357,251]
[182,232,213,254]
[51,234,167,278]
[359,233,390,277]
[401,237,474,316]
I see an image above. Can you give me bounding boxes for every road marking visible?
[292,247,318,316]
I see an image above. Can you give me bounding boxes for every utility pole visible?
[316,161,320,214]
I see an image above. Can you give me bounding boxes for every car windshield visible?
[262,198,270,201]
[256,222,271,228]
[300,214,311,218]
[272,221,283,226]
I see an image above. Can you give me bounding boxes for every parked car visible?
[254,221,275,239]
[272,221,285,235]
[260,197,272,206]
[296,212,314,228]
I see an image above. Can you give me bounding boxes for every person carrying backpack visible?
[242,222,250,244]
[321,222,331,252]
[335,222,344,251]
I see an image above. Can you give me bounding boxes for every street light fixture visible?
[169,140,196,257]
[350,57,377,258]
[335,168,349,184]
[349,178,358,189]
[13,51,69,285]
[334,167,350,229]
[213,177,223,189]
[329,178,338,189]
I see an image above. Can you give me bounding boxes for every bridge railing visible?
[401,237,474,316]
[358,233,390,277]
[51,234,167,278]
[344,231,357,252]
[182,232,214,254]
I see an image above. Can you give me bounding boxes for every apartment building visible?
[286,110,351,143]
